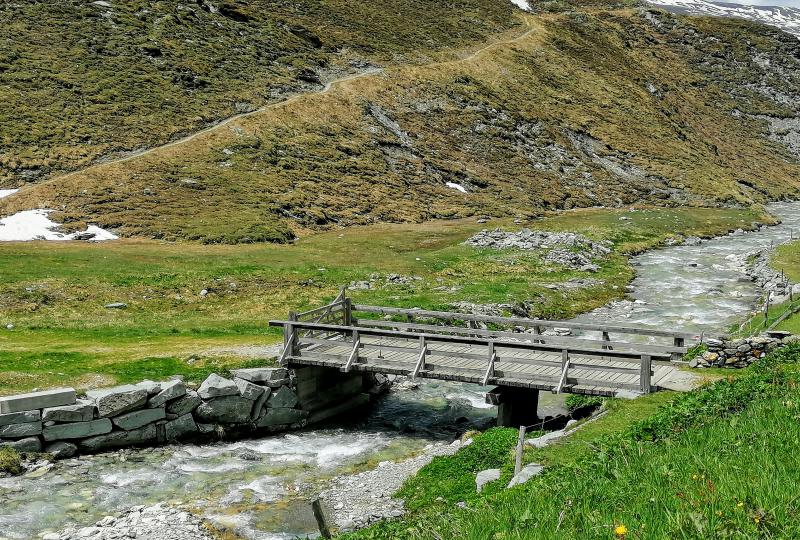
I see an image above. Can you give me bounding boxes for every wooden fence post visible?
[640,354,652,394]
[311,498,332,539]
[514,425,527,475]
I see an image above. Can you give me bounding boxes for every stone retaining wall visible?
[0,367,389,458]
[692,333,799,368]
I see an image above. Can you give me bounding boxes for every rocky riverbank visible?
[746,248,798,306]
[43,504,214,540]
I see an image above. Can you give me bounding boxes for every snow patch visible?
[647,0,800,38]
[0,189,19,199]
[445,182,468,194]
[0,209,118,242]
[509,0,531,10]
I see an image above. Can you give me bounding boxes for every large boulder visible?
[0,421,42,438]
[0,409,41,426]
[80,424,157,452]
[43,418,112,441]
[256,407,307,428]
[267,386,298,409]
[475,469,501,493]
[507,463,544,488]
[86,385,148,418]
[194,396,252,424]
[42,401,95,423]
[112,408,166,431]
[165,414,198,442]
[197,374,238,399]
[148,380,186,408]
[166,390,202,417]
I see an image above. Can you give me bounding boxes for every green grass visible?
[0,206,767,394]
[770,241,800,334]
[342,346,800,539]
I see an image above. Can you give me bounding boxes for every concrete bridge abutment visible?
[487,386,540,427]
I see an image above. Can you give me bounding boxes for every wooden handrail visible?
[352,304,698,340]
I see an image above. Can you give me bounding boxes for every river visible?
[1,202,799,539]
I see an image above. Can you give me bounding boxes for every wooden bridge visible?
[269,292,698,420]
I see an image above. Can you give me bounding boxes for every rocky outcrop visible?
[0,368,388,460]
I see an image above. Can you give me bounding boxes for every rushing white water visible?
[2,202,800,539]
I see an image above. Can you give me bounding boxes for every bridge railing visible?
[352,304,698,361]
[268,319,664,395]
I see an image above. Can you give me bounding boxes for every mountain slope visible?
[0,0,519,186]
[2,4,800,243]
[647,0,800,37]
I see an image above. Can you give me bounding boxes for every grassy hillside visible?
[1,7,799,243]
[0,0,519,186]
[343,344,800,539]
[0,205,768,394]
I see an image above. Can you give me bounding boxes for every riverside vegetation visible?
[342,344,800,539]
[0,206,769,395]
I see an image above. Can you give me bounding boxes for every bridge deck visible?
[271,294,697,398]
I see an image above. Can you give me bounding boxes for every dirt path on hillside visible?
[9,15,539,199]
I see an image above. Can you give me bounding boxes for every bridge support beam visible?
[488,387,539,427]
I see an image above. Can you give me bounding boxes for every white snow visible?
[647,0,800,38]
[445,182,468,193]
[509,0,531,10]
[0,209,118,242]
[0,189,19,199]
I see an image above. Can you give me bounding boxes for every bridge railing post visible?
[279,311,298,366]
[672,336,684,362]
[639,354,652,394]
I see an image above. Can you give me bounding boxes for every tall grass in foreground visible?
[344,345,800,539]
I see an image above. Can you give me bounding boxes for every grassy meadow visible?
[0,206,769,394]
[343,344,800,539]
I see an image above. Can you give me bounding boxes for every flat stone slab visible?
[112,408,166,431]
[230,368,288,384]
[148,380,186,408]
[507,463,544,488]
[0,388,76,414]
[0,421,42,438]
[166,391,202,417]
[86,385,148,418]
[80,424,157,452]
[476,468,501,493]
[42,401,95,423]
[267,386,298,409]
[197,374,238,399]
[43,418,112,441]
[0,409,41,426]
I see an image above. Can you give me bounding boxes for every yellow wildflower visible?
[692,474,698,480]
[755,517,761,524]
[614,524,628,537]
[737,502,744,508]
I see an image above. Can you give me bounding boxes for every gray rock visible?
[230,367,288,384]
[737,344,752,353]
[197,374,238,399]
[42,401,95,423]
[194,396,253,424]
[0,421,42,438]
[165,414,198,442]
[80,424,157,452]
[507,463,544,488]
[250,388,272,420]
[135,380,163,396]
[45,441,78,459]
[166,390,202,416]
[112,408,166,431]
[0,409,41,426]
[147,380,186,408]
[43,418,112,441]
[0,388,76,414]
[104,303,128,309]
[197,423,217,434]
[234,378,265,401]
[0,436,42,453]
[267,386,298,409]
[86,385,148,418]
[256,407,308,428]
[475,469,501,493]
